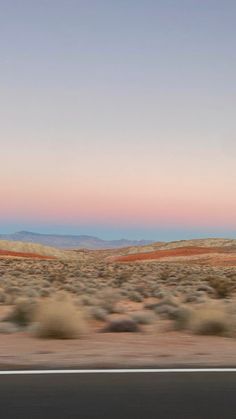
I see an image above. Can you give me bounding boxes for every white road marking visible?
[0,368,236,375]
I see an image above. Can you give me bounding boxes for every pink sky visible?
[1,138,236,231]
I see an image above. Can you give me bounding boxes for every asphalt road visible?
[1,371,236,418]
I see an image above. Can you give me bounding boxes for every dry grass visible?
[34,295,87,339]
[189,306,233,336]
[174,303,234,337]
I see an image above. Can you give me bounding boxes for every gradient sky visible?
[1,0,236,240]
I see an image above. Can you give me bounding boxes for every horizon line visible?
[0,229,235,243]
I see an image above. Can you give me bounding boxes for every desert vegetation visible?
[0,240,236,343]
[33,294,87,339]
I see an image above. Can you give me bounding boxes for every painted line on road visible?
[1,368,236,375]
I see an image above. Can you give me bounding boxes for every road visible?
[0,370,236,418]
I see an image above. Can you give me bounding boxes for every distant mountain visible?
[0,231,153,250]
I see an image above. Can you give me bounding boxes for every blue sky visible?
[1,1,236,239]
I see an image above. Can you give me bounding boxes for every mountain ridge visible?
[0,231,153,250]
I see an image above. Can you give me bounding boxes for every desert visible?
[1,237,236,369]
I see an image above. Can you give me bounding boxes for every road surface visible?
[0,370,236,418]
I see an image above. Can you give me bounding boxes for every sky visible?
[1,0,236,240]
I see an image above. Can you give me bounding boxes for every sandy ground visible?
[1,323,236,369]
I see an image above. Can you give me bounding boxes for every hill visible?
[108,238,236,265]
[118,238,236,255]
[0,240,72,259]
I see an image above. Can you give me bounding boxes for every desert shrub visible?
[34,295,87,339]
[128,291,144,302]
[97,288,121,313]
[0,289,6,303]
[40,288,52,297]
[6,285,21,296]
[206,276,233,298]
[111,305,126,314]
[196,284,215,295]
[120,289,129,297]
[41,280,51,288]
[80,295,97,306]
[145,302,158,310]
[4,297,36,326]
[26,289,39,298]
[156,296,179,308]
[160,267,171,281]
[114,272,131,287]
[154,304,179,319]
[4,294,15,305]
[84,286,97,295]
[102,317,140,333]
[173,306,193,330]
[89,306,108,321]
[5,282,19,296]
[173,303,233,336]
[131,311,154,325]
[63,284,77,293]
[140,289,150,298]
[145,295,179,312]
[97,268,106,278]
[184,291,206,304]
[48,273,64,284]
[152,289,166,299]
[189,307,232,336]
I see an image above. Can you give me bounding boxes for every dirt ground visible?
[1,326,236,369]
[0,305,236,370]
